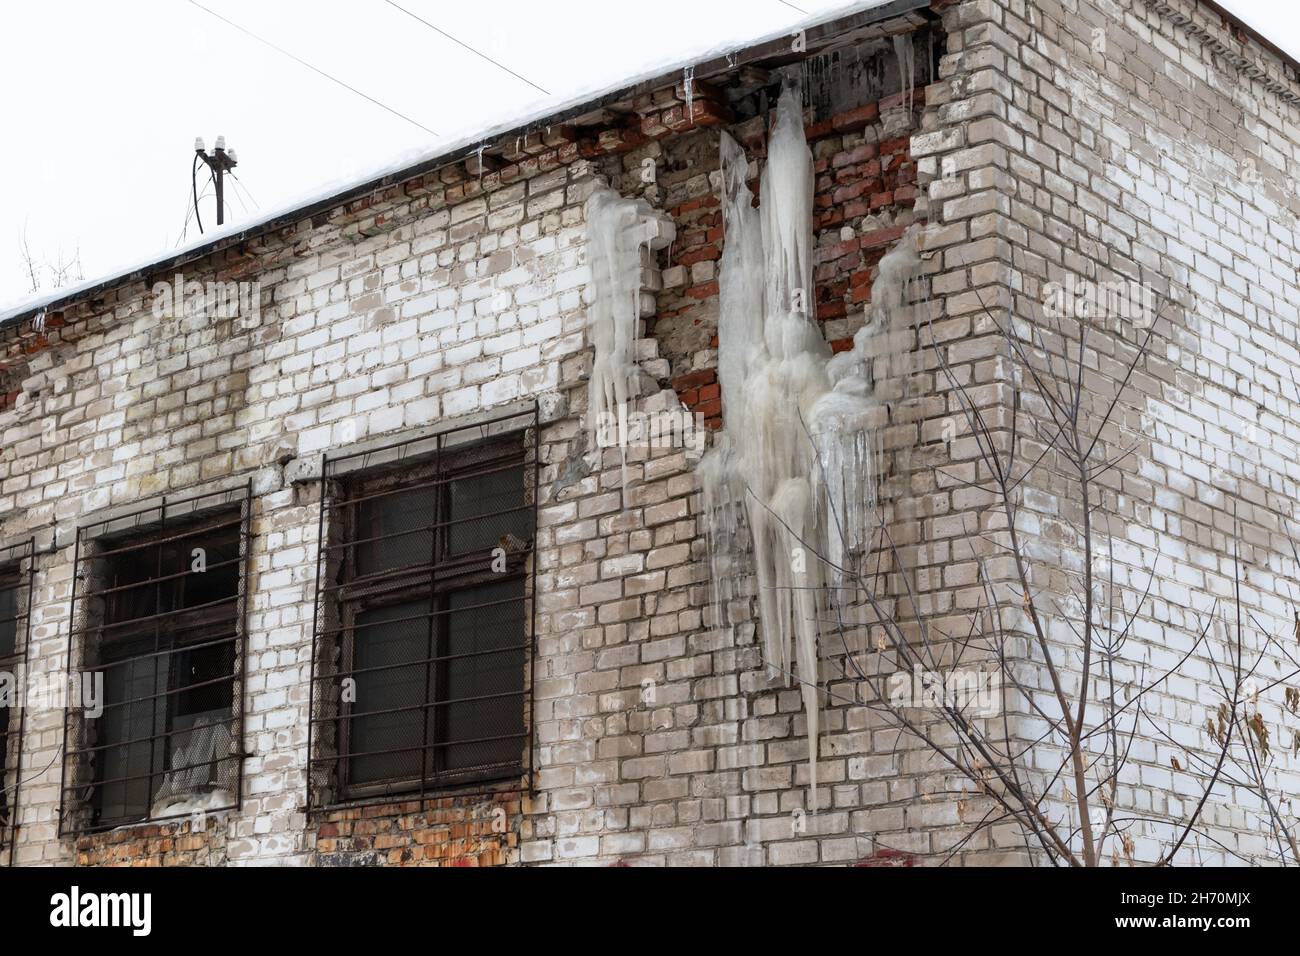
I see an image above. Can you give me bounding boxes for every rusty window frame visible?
[308,404,539,810]
[0,538,35,862]
[58,484,251,836]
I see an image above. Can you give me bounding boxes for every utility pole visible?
[194,135,239,227]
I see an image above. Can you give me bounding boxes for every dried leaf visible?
[1248,712,1271,759]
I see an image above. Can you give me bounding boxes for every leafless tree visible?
[742,285,1300,866]
[18,222,83,295]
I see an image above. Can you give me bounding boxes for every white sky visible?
[0,0,1293,311]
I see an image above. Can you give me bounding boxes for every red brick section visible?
[813,89,924,347]
[314,792,522,867]
[74,793,522,866]
[348,84,732,231]
[671,368,721,430]
[659,89,925,422]
[76,820,225,866]
[0,360,27,411]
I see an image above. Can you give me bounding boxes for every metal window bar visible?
[308,403,540,811]
[0,538,35,864]
[58,483,252,836]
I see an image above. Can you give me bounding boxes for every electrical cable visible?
[191,153,206,236]
[178,185,214,247]
[228,170,260,211]
[187,0,439,137]
[379,0,549,95]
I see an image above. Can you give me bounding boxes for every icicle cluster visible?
[701,85,921,809]
[584,189,676,462]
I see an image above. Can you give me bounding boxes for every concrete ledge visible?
[285,397,545,483]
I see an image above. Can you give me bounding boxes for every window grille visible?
[0,537,35,859]
[59,485,250,835]
[309,405,539,809]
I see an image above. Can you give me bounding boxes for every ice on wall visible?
[584,188,676,465]
[702,84,921,809]
[892,34,915,116]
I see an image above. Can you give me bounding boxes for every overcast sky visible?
[0,0,1293,311]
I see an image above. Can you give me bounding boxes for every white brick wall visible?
[3,0,1299,866]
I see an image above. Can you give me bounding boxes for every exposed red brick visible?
[677,245,721,266]
[855,848,917,867]
[831,102,880,131]
[836,181,876,204]
[879,135,911,156]
[804,119,835,140]
[861,224,908,249]
[832,143,878,168]
[672,369,716,390]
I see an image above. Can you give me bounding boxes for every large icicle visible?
[702,83,922,812]
[584,188,676,460]
[716,131,763,437]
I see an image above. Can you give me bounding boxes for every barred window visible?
[0,538,34,856]
[60,488,249,834]
[310,409,537,808]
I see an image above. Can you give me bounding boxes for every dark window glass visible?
[442,578,527,771]
[87,515,242,827]
[0,561,28,845]
[357,487,434,577]
[329,440,531,799]
[0,574,17,660]
[349,600,432,786]
[448,465,528,555]
[95,646,166,826]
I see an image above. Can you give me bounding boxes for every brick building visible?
[2,0,1299,866]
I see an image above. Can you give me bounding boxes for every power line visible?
[191,152,207,235]
[776,0,809,13]
[229,171,260,211]
[186,0,439,137]
[380,0,549,96]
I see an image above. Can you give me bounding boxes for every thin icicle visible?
[893,34,915,115]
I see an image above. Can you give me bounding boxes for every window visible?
[60,488,248,834]
[0,538,34,856]
[309,409,537,807]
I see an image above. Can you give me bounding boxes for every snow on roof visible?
[0,0,910,329]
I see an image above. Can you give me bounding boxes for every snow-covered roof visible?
[0,0,924,330]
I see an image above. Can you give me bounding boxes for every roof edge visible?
[0,0,928,331]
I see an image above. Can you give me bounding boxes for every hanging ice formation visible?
[892,34,915,115]
[701,84,921,809]
[583,188,676,472]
